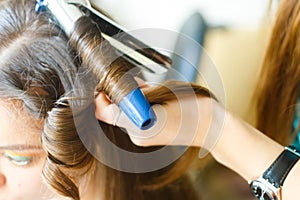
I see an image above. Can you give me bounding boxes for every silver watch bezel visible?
[249,177,281,200]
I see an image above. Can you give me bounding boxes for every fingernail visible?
[119,88,156,130]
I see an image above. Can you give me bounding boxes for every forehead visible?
[0,101,43,147]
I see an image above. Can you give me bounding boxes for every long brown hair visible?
[255,0,300,144]
[0,0,212,199]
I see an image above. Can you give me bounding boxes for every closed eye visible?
[3,150,34,166]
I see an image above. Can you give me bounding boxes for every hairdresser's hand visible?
[95,91,226,149]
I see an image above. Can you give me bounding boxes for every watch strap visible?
[263,145,300,188]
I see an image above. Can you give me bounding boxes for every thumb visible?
[94,92,120,125]
[94,91,164,139]
[95,92,135,129]
[95,76,149,124]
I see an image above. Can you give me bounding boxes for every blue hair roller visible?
[119,88,156,130]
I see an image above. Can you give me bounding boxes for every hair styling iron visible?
[35,0,172,129]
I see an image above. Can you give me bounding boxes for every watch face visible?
[249,180,278,200]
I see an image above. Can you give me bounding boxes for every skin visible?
[0,102,54,200]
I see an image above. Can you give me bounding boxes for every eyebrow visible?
[0,145,43,151]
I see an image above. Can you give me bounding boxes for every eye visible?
[3,150,33,166]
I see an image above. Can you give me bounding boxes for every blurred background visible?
[92,0,278,199]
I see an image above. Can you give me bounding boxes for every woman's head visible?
[0,0,78,198]
[0,0,211,199]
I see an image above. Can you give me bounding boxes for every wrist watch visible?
[249,145,300,200]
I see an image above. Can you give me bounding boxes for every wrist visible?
[211,111,284,181]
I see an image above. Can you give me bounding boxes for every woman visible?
[97,0,300,200]
[0,0,213,199]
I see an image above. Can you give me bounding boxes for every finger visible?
[95,92,111,107]
[95,93,168,145]
[134,77,149,89]
[94,92,118,124]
